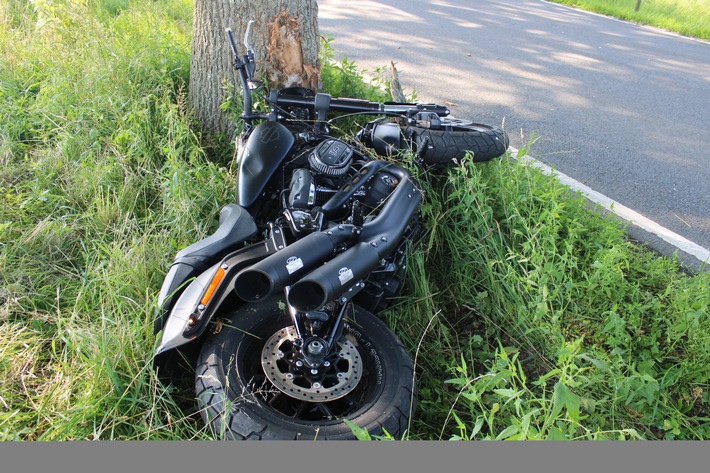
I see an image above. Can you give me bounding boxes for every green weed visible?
[395,154,709,440]
[1,0,215,440]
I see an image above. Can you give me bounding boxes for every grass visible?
[550,0,710,40]
[392,155,709,440]
[1,0,709,441]
[1,0,215,440]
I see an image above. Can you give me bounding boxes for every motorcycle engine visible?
[287,139,356,211]
[284,138,415,313]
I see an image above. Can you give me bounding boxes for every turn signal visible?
[200,266,227,307]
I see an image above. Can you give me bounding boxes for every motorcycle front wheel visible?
[195,295,416,440]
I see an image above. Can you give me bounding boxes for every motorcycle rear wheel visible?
[407,122,509,165]
[195,295,416,440]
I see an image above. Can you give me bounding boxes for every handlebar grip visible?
[382,102,450,116]
[226,28,239,57]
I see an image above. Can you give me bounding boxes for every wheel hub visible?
[261,326,363,402]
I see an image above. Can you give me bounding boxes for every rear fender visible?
[154,242,273,356]
[153,204,257,334]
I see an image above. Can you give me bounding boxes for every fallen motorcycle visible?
[153,21,509,440]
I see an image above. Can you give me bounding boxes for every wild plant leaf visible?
[493,388,518,399]
[495,424,519,440]
[344,419,371,441]
[470,416,485,439]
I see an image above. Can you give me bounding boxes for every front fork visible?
[269,221,365,373]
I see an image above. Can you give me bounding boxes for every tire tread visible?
[408,124,509,164]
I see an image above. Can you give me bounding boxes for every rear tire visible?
[195,295,416,440]
[407,123,509,165]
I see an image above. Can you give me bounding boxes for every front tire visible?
[195,295,416,440]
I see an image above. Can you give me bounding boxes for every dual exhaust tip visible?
[234,237,382,312]
[233,226,354,310]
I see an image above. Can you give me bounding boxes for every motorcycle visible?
[153,21,509,440]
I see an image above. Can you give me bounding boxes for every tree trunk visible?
[634,0,642,12]
[189,0,320,134]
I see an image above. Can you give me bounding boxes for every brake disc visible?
[261,326,363,402]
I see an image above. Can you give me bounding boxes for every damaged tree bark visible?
[188,0,320,135]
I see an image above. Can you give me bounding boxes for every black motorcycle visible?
[153,21,509,440]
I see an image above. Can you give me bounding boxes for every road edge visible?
[511,148,710,274]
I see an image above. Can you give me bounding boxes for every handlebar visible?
[226,25,258,123]
[269,91,451,118]
[227,22,450,127]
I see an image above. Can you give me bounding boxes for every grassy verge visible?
[393,153,709,440]
[549,0,710,40]
[1,0,708,441]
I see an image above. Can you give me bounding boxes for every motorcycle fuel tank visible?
[236,121,295,208]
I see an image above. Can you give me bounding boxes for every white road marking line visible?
[509,147,710,269]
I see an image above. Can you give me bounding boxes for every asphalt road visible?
[318,0,710,251]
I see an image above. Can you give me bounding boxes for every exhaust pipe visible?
[287,242,380,311]
[288,164,422,311]
[234,225,355,302]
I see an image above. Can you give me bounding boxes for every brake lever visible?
[243,20,256,81]
[243,19,254,51]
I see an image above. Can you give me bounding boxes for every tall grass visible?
[1,0,708,441]
[550,0,710,40]
[1,0,218,440]
[389,153,709,440]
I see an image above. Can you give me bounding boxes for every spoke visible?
[267,390,283,408]
[316,402,335,419]
[339,394,357,415]
[293,400,308,419]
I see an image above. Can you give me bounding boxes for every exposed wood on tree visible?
[267,10,320,90]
